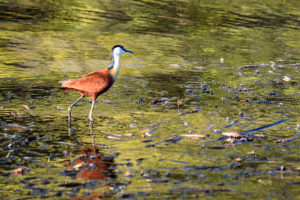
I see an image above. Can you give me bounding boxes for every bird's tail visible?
[59,79,76,89]
[59,79,74,86]
[59,80,67,84]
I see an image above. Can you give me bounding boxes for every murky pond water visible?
[0,0,299,199]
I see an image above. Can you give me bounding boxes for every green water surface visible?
[0,0,299,199]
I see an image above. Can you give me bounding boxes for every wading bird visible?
[60,45,134,125]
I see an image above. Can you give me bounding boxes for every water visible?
[0,0,299,199]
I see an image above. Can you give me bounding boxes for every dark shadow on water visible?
[0,79,60,101]
[142,69,202,97]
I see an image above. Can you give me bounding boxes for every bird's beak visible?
[125,48,134,54]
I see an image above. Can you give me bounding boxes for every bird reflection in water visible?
[64,127,116,199]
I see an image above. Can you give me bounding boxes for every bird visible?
[60,45,134,125]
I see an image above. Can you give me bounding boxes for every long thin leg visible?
[68,96,83,126]
[89,120,94,136]
[89,100,95,122]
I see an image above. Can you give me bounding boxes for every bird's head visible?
[112,45,134,56]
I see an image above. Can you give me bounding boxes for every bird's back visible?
[61,68,113,99]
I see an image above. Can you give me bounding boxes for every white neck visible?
[110,52,121,81]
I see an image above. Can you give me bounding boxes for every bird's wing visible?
[61,69,112,93]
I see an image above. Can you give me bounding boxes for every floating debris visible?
[141,121,166,138]
[207,146,226,149]
[177,109,200,116]
[107,136,122,141]
[179,187,230,193]
[123,133,134,137]
[58,141,78,146]
[282,76,292,82]
[11,112,28,118]
[241,118,293,136]
[161,101,169,107]
[124,169,137,178]
[101,100,114,104]
[209,118,293,144]
[238,72,248,77]
[56,106,65,110]
[100,130,122,137]
[146,135,182,148]
[213,129,221,134]
[221,132,242,138]
[1,122,31,131]
[142,128,157,138]
[58,182,83,188]
[177,97,182,108]
[238,65,260,70]
[194,66,206,70]
[240,99,249,103]
[13,167,30,176]
[136,97,145,104]
[275,133,300,143]
[146,178,169,183]
[258,99,271,104]
[22,105,32,110]
[72,162,85,171]
[169,64,183,68]
[200,124,216,134]
[151,98,169,105]
[180,134,206,139]
[258,179,273,185]
[142,121,167,130]
[223,120,239,128]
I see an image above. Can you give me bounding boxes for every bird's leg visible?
[68,96,83,126]
[89,100,95,123]
[89,120,94,136]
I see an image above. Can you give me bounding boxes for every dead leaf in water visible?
[11,112,28,118]
[4,123,30,131]
[181,134,206,139]
[107,136,122,141]
[177,97,182,108]
[240,99,249,103]
[22,105,31,110]
[142,121,167,130]
[161,101,169,107]
[258,179,272,185]
[221,132,241,138]
[56,106,65,110]
[141,130,153,138]
[73,162,85,171]
[13,167,29,175]
[283,76,291,82]
[177,109,200,116]
[101,100,114,104]
[238,65,260,70]
[235,157,242,162]
[169,64,183,68]
[123,133,134,137]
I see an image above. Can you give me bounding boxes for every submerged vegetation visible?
[0,0,299,199]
